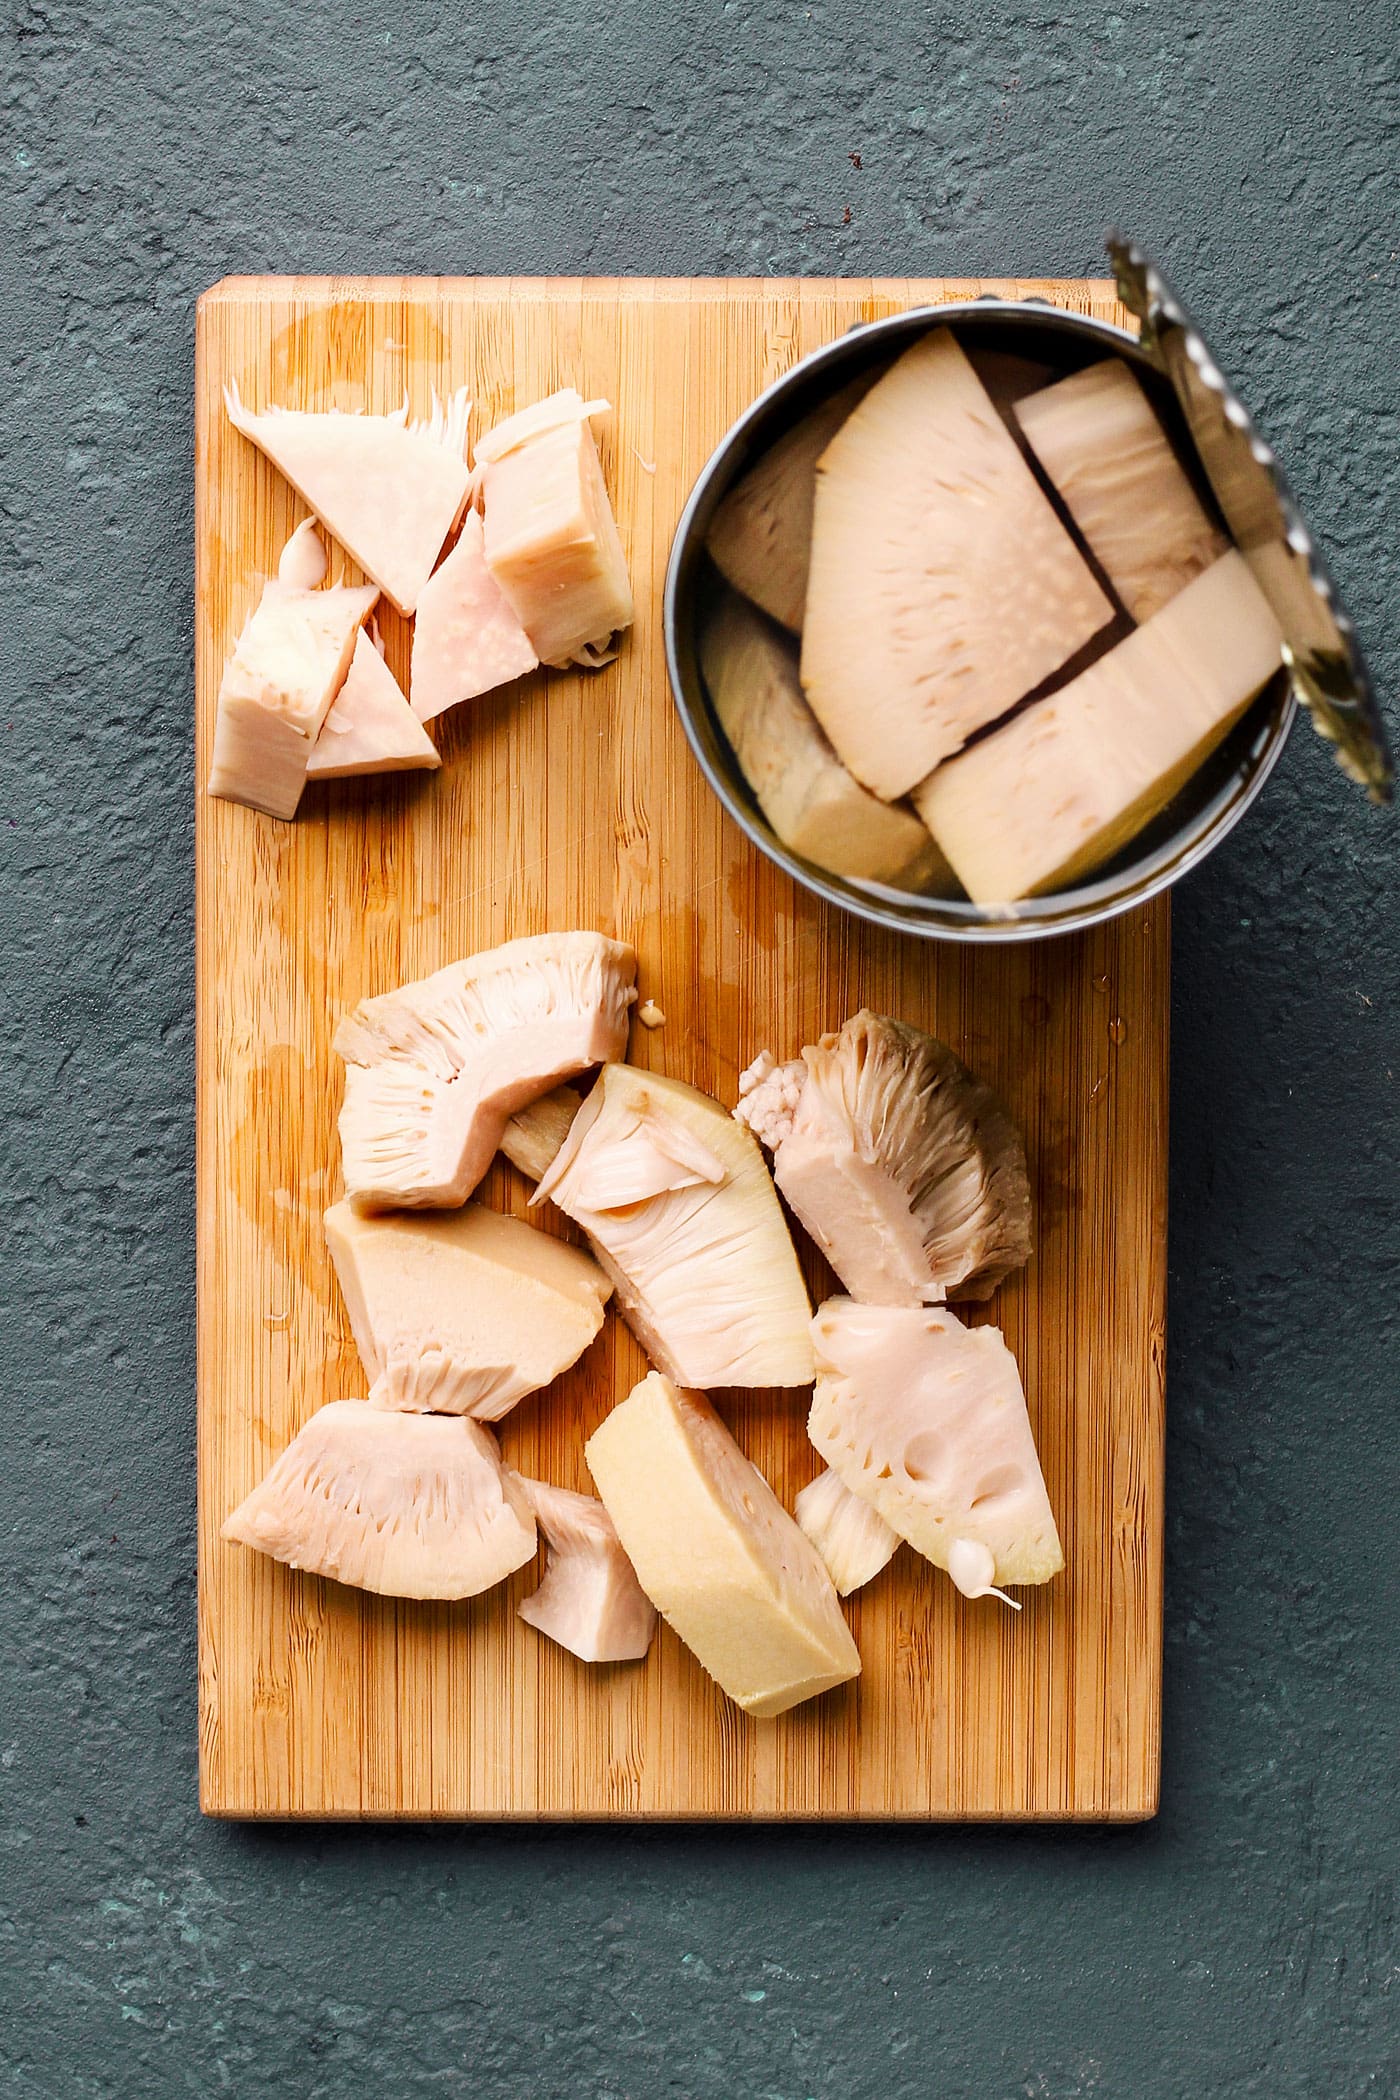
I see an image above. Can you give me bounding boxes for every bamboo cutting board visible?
[195,275,1167,1820]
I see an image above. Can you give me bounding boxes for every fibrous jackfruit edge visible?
[586,1371,861,1716]
[307,624,441,780]
[221,1400,537,1600]
[515,1477,657,1663]
[735,1012,1031,1305]
[794,1468,899,1596]
[335,931,637,1212]
[409,509,539,723]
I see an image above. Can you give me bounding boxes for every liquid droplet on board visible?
[1108,1016,1127,1045]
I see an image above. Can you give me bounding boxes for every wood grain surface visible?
[195,275,1167,1820]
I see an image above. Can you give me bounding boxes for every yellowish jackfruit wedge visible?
[794,1468,899,1596]
[585,1372,860,1715]
[735,1013,1031,1305]
[809,1298,1063,1592]
[533,1063,814,1389]
[224,382,473,615]
[307,627,441,780]
[914,551,1285,903]
[221,1400,537,1600]
[408,510,539,723]
[500,1085,583,1181]
[704,374,873,631]
[324,1198,610,1422]
[515,1478,657,1662]
[700,589,953,893]
[335,932,637,1212]
[208,521,379,819]
[801,328,1114,798]
[1014,359,1229,623]
[480,393,633,667]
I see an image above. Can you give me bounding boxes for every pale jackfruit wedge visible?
[324,1198,611,1422]
[794,1468,899,1596]
[515,1478,657,1663]
[704,374,873,631]
[208,521,379,820]
[808,1298,1063,1592]
[533,1062,814,1389]
[914,551,1285,903]
[500,1084,583,1181]
[585,1372,860,1716]
[699,589,952,893]
[221,1400,537,1600]
[224,382,473,615]
[1014,359,1228,623]
[735,1012,1031,1305]
[335,931,637,1212]
[481,393,633,667]
[408,509,539,724]
[307,627,441,779]
[800,328,1114,798]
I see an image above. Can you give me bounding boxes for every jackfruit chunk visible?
[500,1085,583,1181]
[704,374,873,632]
[408,510,539,724]
[479,392,633,668]
[335,932,637,1212]
[794,1468,899,1596]
[324,1198,610,1422]
[915,550,1285,903]
[1014,359,1229,622]
[735,1012,1031,1305]
[801,328,1114,798]
[208,521,379,820]
[700,589,953,892]
[224,382,473,615]
[586,1372,861,1715]
[516,1478,657,1663]
[221,1400,537,1600]
[808,1299,1063,1591]
[307,627,441,780]
[533,1063,814,1389]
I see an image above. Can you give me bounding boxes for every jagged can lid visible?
[1108,233,1393,804]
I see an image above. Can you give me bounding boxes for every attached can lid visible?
[1108,233,1393,803]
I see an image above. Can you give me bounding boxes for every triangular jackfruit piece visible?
[515,1478,657,1663]
[221,1400,537,1599]
[409,510,538,723]
[307,628,441,779]
[224,382,474,615]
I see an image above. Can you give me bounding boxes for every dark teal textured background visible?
[2,4,1397,2094]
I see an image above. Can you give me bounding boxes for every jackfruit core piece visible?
[808,1299,1063,1592]
[704,373,874,632]
[586,1372,861,1716]
[335,932,637,1212]
[515,1478,657,1663]
[1014,358,1229,623]
[533,1062,814,1389]
[735,1011,1031,1305]
[794,1468,899,1596]
[699,588,953,893]
[307,626,441,780]
[324,1198,611,1421]
[800,327,1114,799]
[221,1400,537,1600]
[914,550,1286,904]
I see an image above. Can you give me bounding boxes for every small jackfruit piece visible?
[704,374,873,632]
[1014,359,1229,623]
[480,392,634,667]
[735,1012,1031,1305]
[221,1400,537,1600]
[585,1372,861,1716]
[533,1062,814,1389]
[307,626,441,779]
[800,328,1114,799]
[914,550,1286,903]
[224,382,473,615]
[335,932,637,1212]
[808,1298,1063,1592]
[515,1478,657,1663]
[794,1467,899,1596]
[408,510,539,723]
[500,1084,583,1182]
[208,522,380,819]
[699,589,953,892]
[324,1198,611,1422]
